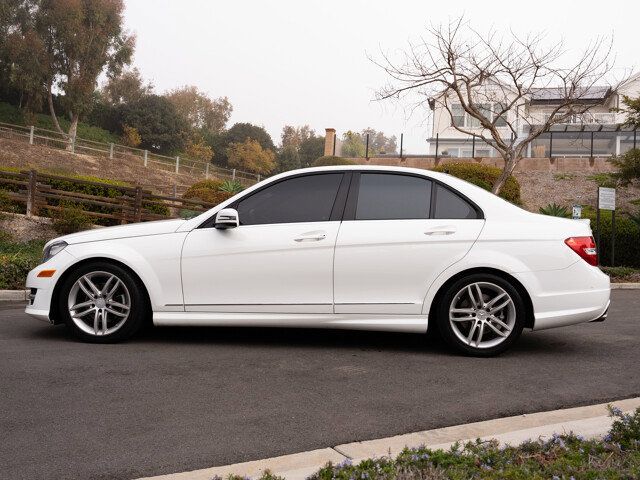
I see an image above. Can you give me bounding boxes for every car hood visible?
[47,218,187,247]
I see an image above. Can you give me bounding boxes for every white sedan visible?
[25,166,610,356]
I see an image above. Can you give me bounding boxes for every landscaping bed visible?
[0,231,44,290]
[235,407,640,480]
[602,266,640,283]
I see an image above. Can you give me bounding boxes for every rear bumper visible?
[513,261,611,331]
[590,301,610,322]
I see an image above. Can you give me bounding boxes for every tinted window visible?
[434,184,478,219]
[355,173,432,220]
[236,174,343,225]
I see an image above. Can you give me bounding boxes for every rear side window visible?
[433,184,478,219]
[236,173,343,225]
[355,173,432,220]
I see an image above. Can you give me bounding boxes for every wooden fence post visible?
[29,126,34,145]
[143,150,148,167]
[109,143,114,159]
[26,170,37,217]
[205,163,209,179]
[175,156,180,173]
[232,169,236,181]
[134,186,143,222]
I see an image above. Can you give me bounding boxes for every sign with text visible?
[598,187,616,211]
[572,205,582,219]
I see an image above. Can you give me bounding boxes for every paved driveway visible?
[1,290,639,480]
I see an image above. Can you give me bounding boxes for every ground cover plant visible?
[225,406,640,480]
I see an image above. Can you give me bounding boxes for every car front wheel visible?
[436,273,525,356]
[57,262,148,343]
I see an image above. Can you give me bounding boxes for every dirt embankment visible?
[0,137,206,194]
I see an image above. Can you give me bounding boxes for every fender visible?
[64,233,187,311]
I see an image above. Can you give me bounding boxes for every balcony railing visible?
[542,112,616,125]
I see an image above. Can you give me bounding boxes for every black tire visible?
[435,273,525,357]
[57,261,149,343]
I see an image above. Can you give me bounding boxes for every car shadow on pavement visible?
[27,321,588,357]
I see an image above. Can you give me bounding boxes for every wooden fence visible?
[0,169,221,224]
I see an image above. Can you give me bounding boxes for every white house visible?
[427,73,640,158]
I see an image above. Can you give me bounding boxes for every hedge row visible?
[585,209,640,268]
[432,162,521,204]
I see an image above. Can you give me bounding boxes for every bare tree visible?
[375,17,624,193]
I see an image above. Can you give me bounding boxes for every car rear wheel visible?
[57,262,148,343]
[436,273,525,356]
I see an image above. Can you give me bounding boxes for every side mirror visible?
[214,208,239,229]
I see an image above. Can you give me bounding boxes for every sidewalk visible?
[138,397,640,480]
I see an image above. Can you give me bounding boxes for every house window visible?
[451,104,465,127]
[450,103,507,128]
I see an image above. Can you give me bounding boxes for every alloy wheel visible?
[448,281,516,349]
[67,271,131,336]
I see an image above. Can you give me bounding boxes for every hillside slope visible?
[0,137,207,194]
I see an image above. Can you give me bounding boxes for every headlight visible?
[42,241,68,263]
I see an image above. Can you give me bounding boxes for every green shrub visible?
[182,188,232,205]
[0,189,19,214]
[51,203,92,235]
[539,203,571,218]
[601,266,640,281]
[312,156,357,167]
[432,162,521,204]
[219,180,244,194]
[585,209,640,267]
[182,179,232,206]
[587,173,617,188]
[0,233,45,290]
[308,407,640,480]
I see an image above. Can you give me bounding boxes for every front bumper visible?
[24,249,77,324]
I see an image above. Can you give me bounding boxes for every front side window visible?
[355,173,432,220]
[434,184,478,219]
[236,173,343,225]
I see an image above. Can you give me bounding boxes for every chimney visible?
[324,128,336,156]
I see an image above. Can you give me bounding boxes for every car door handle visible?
[424,226,457,236]
[294,232,327,242]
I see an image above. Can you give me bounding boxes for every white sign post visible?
[596,187,616,266]
[598,187,616,211]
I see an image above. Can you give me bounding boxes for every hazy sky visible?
[124,0,638,153]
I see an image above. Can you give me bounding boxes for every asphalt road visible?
[1,290,639,480]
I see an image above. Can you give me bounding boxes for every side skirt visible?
[153,312,429,334]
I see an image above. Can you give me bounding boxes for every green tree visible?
[361,128,398,155]
[119,95,186,154]
[281,125,314,149]
[610,96,640,186]
[227,139,275,175]
[165,85,232,134]
[341,130,366,157]
[102,67,153,105]
[276,145,301,173]
[10,0,135,145]
[206,122,276,166]
[298,135,324,168]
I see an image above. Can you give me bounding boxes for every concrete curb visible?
[137,397,640,480]
[611,282,640,289]
[0,289,28,301]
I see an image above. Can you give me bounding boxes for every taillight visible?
[564,236,598,266]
